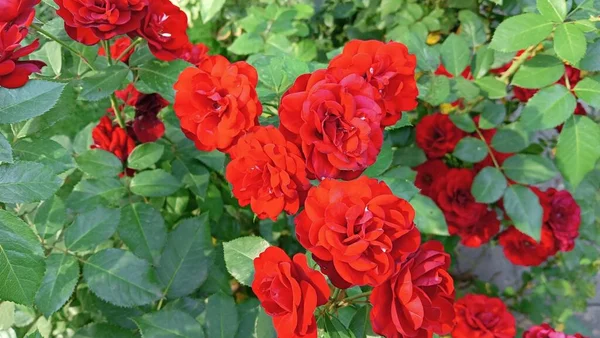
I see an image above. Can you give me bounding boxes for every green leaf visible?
[195,151,226,173]
[34,196,66,239]
[491,123,531,153]
[453,137,488,163]
[83,249,162,307]
[65,206,120,252]
[223,236,270,286]
[137,60,189,102]
[458,10,487,47]
[66,178,125,212]
[73,323,139,338]
[0,210,45,306]
[364,139,393,177]
[134,310,205,338]
[228,34,265,55]
[157,215,212,298]
[127,143,164,170]
[554,24,587,65]
[556,115,600,188]
[537,0,567,22]
[0,133,12,163]
[247,54,310,98]
[440,34,471,77]
[255,307,277,338]
[0,161,61,204]
[172,159,210,198]
[79,64,130,101]
[35,41,62,76]
[410,194,449,236]
[323,315,355,338]
[580,40,600,71]
[472,45,495,79]
[206,293,239,338]
[478,102,506,129]
[394,32,440,71]
[418,75,450,105]
[0,302,14,330]
[235,299,260,338]
[471,167,507,203]
[35,253,79,317]
[502,154,558,184]
[76,149,123,178]
[503,185,543,241]
[200,0,225,23]
[475,76,507,99]
[119,203,166,265]
[13,138,74,175]
[349,306,374,338]
[518,85,577,131]
[130,169,181,197]
[489,14,554,52]
[511,55,565,89]
[0,80,66,124]
[574,76,600,109]
[392,146,427,168]
[381,167,419,201]
[450,114,476,132]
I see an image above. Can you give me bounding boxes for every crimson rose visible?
[0,25,45,88]
[415,113,466,159]
[453,294,516,338]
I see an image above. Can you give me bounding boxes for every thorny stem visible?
[498,46,535,83]
[30,23,97,71]
[115,37,144,62]
[332,291,372,309]
[102,40,113,66]
[474,127,501,170]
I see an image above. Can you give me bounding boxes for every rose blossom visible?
[252,246,330,338]
[523,323,587,338]
[414,159,449,198]
[453,294,516,338]
[498,226,558,266]
[226,126,311,221]
[279,70,384,180]
[415,113,466,159]
[99,37,135,63]
[0,24,45,88]
[91,116,136,163]
[370,241,455,338]
[0,0,40,27]
[132,93,169,143]
[295,176,421,288]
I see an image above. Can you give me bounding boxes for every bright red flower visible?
[174,55,261,153]
[226,126,311,221]
[134,0,190,61]
[414,159,448,198]
[498,226,558,266]
[0,25,45,88]
[295,176,421,288]
[523,323,587,338]
[91,116,136,162]
[545,188,581,252]
[453,294,516,338]
[328,39,418,126]
[435,64,473,80]
[181,43,209,65]
[456,210,501,248]
[55,0,148,45]
[279,70,384,180]
[370,241,455,338]
[99,37,135,63]
[0,0,40,27]
[415,113,466,159]
[430,168,488,229]
[252,246,330,338]
[133,93,169,143]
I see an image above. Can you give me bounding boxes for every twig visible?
[30,23,97,71]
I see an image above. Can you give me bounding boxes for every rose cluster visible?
[0,0,46,88]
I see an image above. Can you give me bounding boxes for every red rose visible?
[181,43,209,65]
[415,113,466,159]
[513,86,538,102]
[295,176,421,288]
[174,55,261,153]
[55,0,148,45]
[279,70,384,180]
[132,93,169,143]
[457,210,501,248]
[453,294,516,338]
[523,323,587,338]
[0,25,45,88]
[473,128,513,173]
[226,126,311,221]
[134,0,190,61]
[435,64,473,80]
[557,64,582,88]
[0,0,40,27]
[545,188,581,252]
[252,246,330,338]
[498,226,558,266]
[430,168,488,229]
[328,40,418,126]
[370,241,455,338]
[414,159,449,198]
[91,116,136,163]
[99,37,135,63]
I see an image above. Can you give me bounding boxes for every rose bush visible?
[0,1,598,338]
